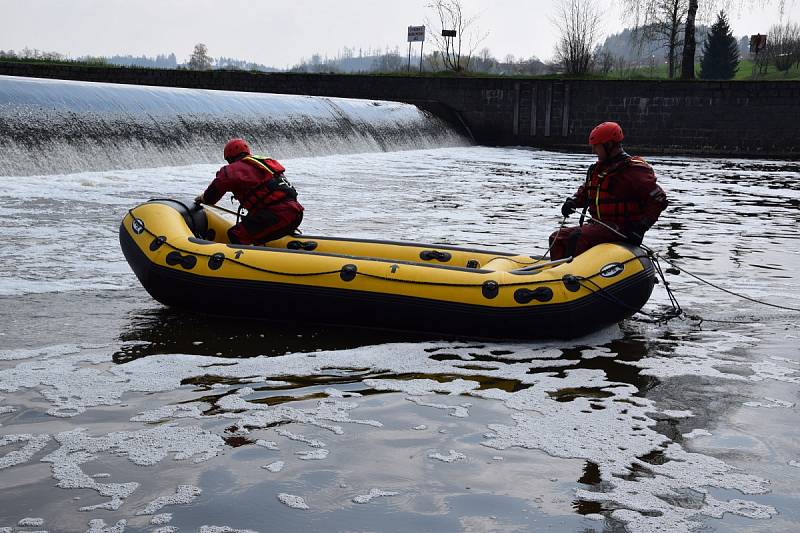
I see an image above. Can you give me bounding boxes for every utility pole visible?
[442,29,457,70]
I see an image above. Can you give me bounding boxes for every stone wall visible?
[2,62,798,157]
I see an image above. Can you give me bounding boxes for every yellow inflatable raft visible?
[119,199,656,339]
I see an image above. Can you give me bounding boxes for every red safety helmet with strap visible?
[223,138,251,162]
[588,122,624,145]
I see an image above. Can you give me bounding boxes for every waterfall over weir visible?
[0,75,470,176]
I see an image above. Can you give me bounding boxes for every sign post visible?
[442,29,457,69]
[407,25,425,73]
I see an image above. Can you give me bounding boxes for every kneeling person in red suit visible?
[549,122,668,260]
[197,138,304,245]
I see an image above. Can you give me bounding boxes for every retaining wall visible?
[2,62,798,157]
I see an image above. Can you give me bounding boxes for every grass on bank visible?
[604,59,800,80]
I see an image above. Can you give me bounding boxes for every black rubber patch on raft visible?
[208,253,225,270]
[562,275,581,292]
[514,287,553,304]
[287,240,318,251]
[149,236,166,251]
[166,251,197,270]
[482,280,499,299]
[420,250,452,262]
[340,264,358,281]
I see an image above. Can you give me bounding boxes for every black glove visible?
[194,195,204,205]
[561,197,578,218]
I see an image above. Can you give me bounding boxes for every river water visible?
[1,146,799,533]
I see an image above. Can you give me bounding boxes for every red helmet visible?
[223,138,250,162]
[588,122,624,145]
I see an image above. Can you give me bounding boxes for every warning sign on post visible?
[408,26,426,42]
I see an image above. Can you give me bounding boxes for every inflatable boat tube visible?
[119,199,656,340]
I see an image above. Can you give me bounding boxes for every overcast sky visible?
[1,0,797,68]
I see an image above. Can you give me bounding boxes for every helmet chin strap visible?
[603,141,621,157]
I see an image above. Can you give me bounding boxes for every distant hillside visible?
[73,53,277,72]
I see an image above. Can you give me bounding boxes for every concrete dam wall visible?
[1,62,799,159]
[0,74,468,176]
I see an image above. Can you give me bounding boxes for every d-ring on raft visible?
[119,199,656,340]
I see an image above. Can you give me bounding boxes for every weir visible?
[0,75,470,176]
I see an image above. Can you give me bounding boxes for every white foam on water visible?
[576,444,775,533]
[352,488,399,504]
[623,330,800,385]
[0,312,795,531]
[406,397,471,418]
[324,388,362,398]
[363,378,480,396]
[295,449,329,461]
[216,386,382,434]
[137,485,202,516]
[0,433,51,469]
[580,347,616,359]
[38,427,219,511]
[86,519,126,533]
[18,517,45,527]
[198,527,258,533]
[428,449,466,463]
[275,429,326,448]
[150,513,172,525]
[743,397,795,408]
[682,429,712,439]
[277,493,309,510]
[262,461,284,473]
[0,344,83,361]
[130,402,211,423]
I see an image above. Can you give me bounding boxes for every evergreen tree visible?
[699,11,739,79]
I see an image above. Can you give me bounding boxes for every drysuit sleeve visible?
[621,163,668,227]
[201,166,230,205]
[571,164,594,208]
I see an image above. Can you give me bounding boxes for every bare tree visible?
[620,0,689,78]
[594,47,616,74]
[620,1,792,79]
[552,0,603,75]
[187,43,213,70]
[680,0,700,78]
[767,20,800,73]
[425,0,488,72]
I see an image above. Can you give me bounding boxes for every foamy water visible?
[0,147,799,532]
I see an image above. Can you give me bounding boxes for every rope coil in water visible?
[566,213,800,320]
